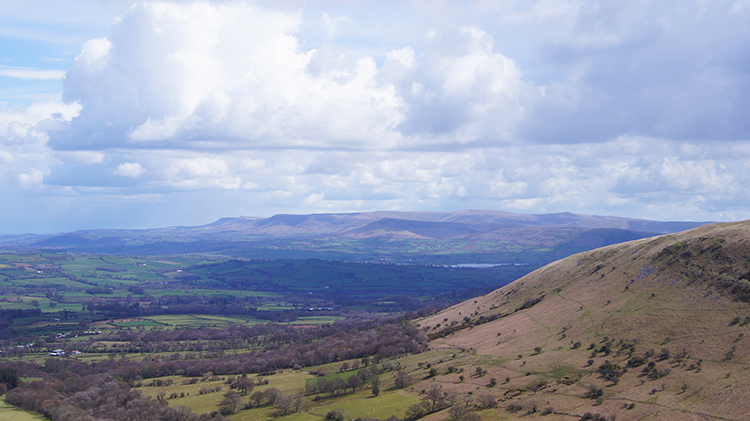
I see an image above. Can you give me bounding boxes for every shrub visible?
[597,361,624,383]
[325,409,345,421]
[519,296,543,310]
[584,386,603,399]
[527,379,547,392]
[506,402,524,412]
[404,403,425,420]
[627,356,647,367]
[648,368,670,380]
[475,394,497,408]
[723,346,736,361]
[656,348,671,361]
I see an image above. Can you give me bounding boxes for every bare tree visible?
[165,406,197,421]
[347,374,363,392]
[291,393,305,413]
[475,394,497,409]
[218,391,242,415]
[394,371,412,389]
[232,377,254,395]
[275,394,293,416]
[263,387,282,405]
[405,403,425,421]
[422,385,446,413]
[249,391,264,407]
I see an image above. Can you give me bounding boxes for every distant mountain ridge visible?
[0,210,710,265]
[199,210,706,239]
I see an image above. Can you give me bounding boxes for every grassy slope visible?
[0,397,46,421]
[419,220,750,420]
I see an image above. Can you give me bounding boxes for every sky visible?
[1,0,750,234]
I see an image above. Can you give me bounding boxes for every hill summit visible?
[421,220,750,420]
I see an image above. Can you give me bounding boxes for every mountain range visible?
[1,211,708,264]
[191,210,704,239]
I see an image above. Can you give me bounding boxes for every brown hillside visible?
[418,220,750,421]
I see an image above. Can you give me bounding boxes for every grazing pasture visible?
[0,398,46,421]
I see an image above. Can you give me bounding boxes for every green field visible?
[149,314,263,327]
[285,316,344,325]
[0,397,46,421]
[0,253,525,307]
[307,389,421,420]
[0,251,529,340]
[132,362,423,421]
[137,371,314,414]
[0,313,499,421]
[111,320,165,327]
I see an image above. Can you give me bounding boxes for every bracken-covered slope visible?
[420,220,750,421]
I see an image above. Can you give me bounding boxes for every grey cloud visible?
[513,0,750,143]
[44,162,146,188]
[394,28,524,140]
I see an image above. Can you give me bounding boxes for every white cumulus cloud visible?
[115,162,146,177]
[55,2,408,151]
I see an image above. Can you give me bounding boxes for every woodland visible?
[1,315,434,421]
